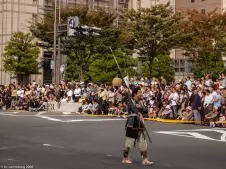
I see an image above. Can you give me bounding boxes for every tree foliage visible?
[2,32,40,83]
[88,49,137,84]
[181,9,226,77]
[141,55,175,83]
[29,5,136,83]
[122,3,184,75]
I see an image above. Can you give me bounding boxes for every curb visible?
[144,118,195,124]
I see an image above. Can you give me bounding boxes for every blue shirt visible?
[214,94,221,108]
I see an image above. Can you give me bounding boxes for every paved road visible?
[0,111,225,169]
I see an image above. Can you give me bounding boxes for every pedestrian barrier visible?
[47,102,81,112]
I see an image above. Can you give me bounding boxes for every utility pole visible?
[53,0,57,84]
[57,0,61,83]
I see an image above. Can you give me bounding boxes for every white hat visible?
[186,106,192,111]
[219,86,224,89]
[176,84,181,88]
[166,105,171,109]
[144,83,149,87]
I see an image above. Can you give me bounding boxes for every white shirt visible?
[169,92,179,106]
[61,98,68,102]
[67,90,73,97]
[219,116,225,122]
[204,94,213,107]
[74,88,81,97]
[17,90,21,97]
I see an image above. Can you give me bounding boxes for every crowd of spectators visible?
[1,74,226,127]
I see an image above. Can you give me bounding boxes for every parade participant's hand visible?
[138,112,144,121]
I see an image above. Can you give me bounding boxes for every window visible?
[191,0,195,3]
[201,9,206,13]
[33,0,37,4]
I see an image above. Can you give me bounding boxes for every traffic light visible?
[67,16,101,36]
[75,26,102,36]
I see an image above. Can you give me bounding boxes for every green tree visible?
[141,55,175,83]
[2,32,40,84]
[181,9,226,77]
[122,3,184,76]
[29,6,132,82]
[88,49,137,84]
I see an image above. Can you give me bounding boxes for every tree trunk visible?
[149,56,155,78]
[79,67,84,82]
[17,75,30,85]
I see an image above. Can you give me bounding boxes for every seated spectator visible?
[108,102,117,115]
[78,100,90,114]
[205,106,219,127]
[89,100,99,115]
[67,96,74,103]
[23,97,29,111]
[15,98,24,110]
[158,102,167,117]
[181,106,193,121]
[148,104,158,118]
[37,97,48,111]
[29,98,39,112]
[159,105,172,119]
[61,95,68,102]
[10,98,17,110]
[116,103,124,117]
[215,112,226,127]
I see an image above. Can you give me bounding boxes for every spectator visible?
[169,87,179,119]
[191,88,202,124]
[205,106,219,127]
[89,99,99,115]
[159,105,172,119]
[181,106,193,121]
[74,84,81,102]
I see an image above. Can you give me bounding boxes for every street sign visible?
[50,60,55,69]
[67,16,79,36]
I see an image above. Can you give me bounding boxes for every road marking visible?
[36,111,46,116]
[38,116,63,122]
[66,119,125,122]
[155,129,226,142]
[43,144,65,149]
[0,112,125,122]
[37,115,125,122]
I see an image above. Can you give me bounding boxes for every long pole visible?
[53,0,57,84]
[109,47,152,144]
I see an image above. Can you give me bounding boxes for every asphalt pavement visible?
[0,111,225,169]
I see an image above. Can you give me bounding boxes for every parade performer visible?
[122,87,154,165]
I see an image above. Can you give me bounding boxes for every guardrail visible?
[47,101,81,112]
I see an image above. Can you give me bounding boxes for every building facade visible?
[0,0,175,85]
[0,0,46,85]
[174,0,226,79]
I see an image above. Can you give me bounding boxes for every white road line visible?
[155,129,226,142]
[65,119,125,122]
[43,144,65,149]
[36,111,46,116]
[38,116,63,122]
[37,115,125,122]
